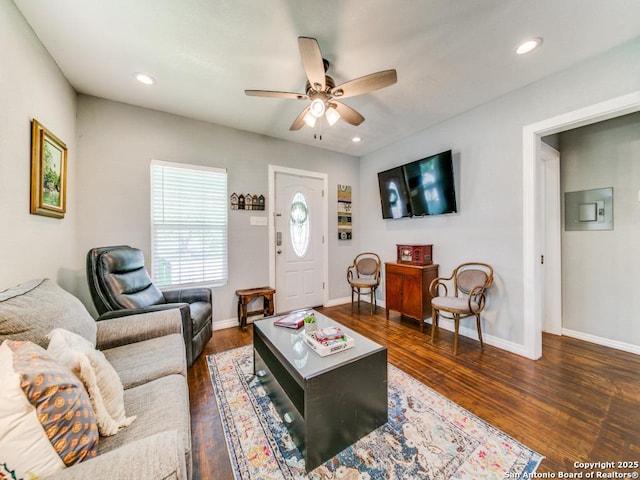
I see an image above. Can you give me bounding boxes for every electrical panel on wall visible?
[564,187,613,231]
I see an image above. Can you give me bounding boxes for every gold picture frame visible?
[30,119,67,218]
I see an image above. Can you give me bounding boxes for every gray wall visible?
[0,0,78,292]
[1,0,360,325]
[75,96,361,323]
[559,111,640,346]
[3,0,639,350]
[359,37,640,352]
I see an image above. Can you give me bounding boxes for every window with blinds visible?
[150,160,228,287]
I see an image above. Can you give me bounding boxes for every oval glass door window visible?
[290,192,310,258]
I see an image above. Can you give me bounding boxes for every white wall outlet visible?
[250,216,268,226]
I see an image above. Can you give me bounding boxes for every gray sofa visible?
[0,278,192,479]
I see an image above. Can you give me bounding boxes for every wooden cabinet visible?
[385,262,439,331]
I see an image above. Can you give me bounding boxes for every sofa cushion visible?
[102,333,186,389]
[97,374,191,477]
[47,328,136,436]
[0,340,99,478]
[40,431,187,480]
[0,278,97,347]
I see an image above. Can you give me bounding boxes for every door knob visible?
[277,249,282,254]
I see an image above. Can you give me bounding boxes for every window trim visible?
[150,159,228,288]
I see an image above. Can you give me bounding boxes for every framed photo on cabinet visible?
[30,119,67,218]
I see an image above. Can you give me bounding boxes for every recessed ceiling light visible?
[516,37,543,55]
[135,73,155,85]
[352,137,362,143]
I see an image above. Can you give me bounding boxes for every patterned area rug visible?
[207,346,543,479]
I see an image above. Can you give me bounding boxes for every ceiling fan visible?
[245,37,397,131]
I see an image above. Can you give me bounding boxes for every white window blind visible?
[151,160,228,287]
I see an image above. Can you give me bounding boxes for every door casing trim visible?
[269,165,329,311]
[522,90,640,359]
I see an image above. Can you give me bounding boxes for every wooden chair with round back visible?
[429,262,494,354]
[347,252,381,315]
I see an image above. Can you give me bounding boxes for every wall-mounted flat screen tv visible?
[377,166,412,219]
[403,150,457,216]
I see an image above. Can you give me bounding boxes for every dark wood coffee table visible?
[253,310,388,471]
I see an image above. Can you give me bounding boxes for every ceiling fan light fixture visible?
[303,110,317,128]
[325,106,341,126]
[309,98,326,118]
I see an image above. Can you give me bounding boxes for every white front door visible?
[273,170,325,313]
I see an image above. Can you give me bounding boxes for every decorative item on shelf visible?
[30,119,67,219]
[304,312,317,333]
[338,184,352,240]
[396,244,433,265]
[230,192,239,210]
[230,192,266,210]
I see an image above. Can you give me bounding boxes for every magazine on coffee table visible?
[304,329,355,356]
[273,310,313,329]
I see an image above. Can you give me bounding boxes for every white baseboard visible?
[561,328,640,355]
[212,296,381,330]
[324,296,351,307]
[213,299,530,357]
[325,297,387,308]
[213,299,528,356]
[213,317,241,330]
[423,317,531,357]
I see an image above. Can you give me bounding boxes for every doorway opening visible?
[522,90,640,359]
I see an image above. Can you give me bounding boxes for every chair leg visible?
[370,288,374,315]
[351,288,355,313]
[476,314,484,349]
[357,288,361,311]
[453,315,460,355]
[430,308,438,343]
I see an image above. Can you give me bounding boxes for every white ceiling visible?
[13,0,640,156]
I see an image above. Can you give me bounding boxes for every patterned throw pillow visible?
[48,328,136,436]
[0,340,99,478]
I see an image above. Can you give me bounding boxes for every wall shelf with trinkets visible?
[338,184,352,240]
[230,193,265,211]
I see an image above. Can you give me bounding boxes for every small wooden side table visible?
[235,287,276,331]
[385,262,439,332]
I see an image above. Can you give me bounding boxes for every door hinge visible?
[322,235,325,244]
[322,189,324,197]
[323,282,325,290]
[541,255,544,264]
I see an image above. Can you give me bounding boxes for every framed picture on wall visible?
[30,119,67,218]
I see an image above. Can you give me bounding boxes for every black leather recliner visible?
[86,245,213,366]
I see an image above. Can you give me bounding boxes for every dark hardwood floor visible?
[188,304,640,479]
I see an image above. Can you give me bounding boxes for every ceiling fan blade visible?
[330,69,397,99]
[290,106,310,131]
[333,102,365,126]
[298,37,326,91]
[245,90,308,100]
